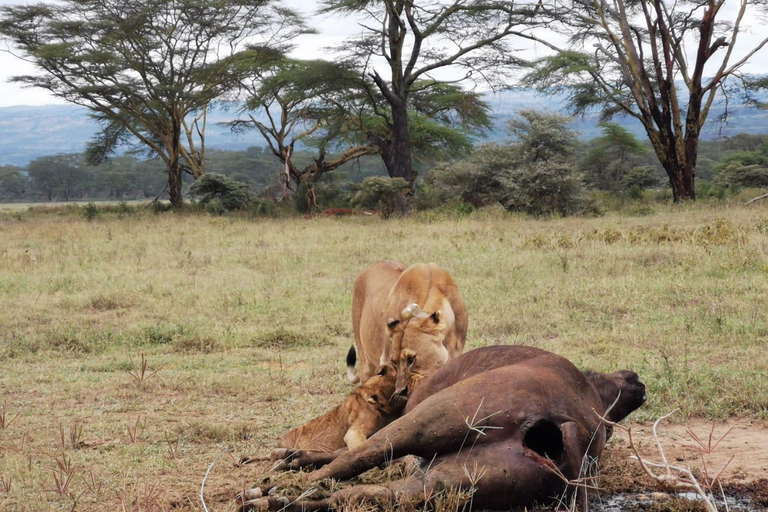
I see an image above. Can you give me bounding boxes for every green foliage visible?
[714,150,768,173]
[27,153,88,201]
[521,0,768,202]
[581,123,649,191]
[0,165,29,200]
[248,198,282,217]
[423,110,591,216]
[506,109,579,163]
[721,133,768,152]
[696,181,727,200]
[150,201,172,214]
[188,173,252,214]
[713,147,768,189]
[420,143,515,208]
[496,160,592,216]
[715,162,768,189]
[81,202,99,221]
[352,177,410,218]
[0,0,309,206]
[294,177,354,214]
[313,0,532,182]
[622,166,663,191]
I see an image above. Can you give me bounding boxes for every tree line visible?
[4,118,768,217]
[1,0,767,208]
[0,146,388,203]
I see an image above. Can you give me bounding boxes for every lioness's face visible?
[387,312,449,398]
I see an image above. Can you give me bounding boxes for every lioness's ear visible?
[430,311,441,324]
[367,394,380,404]
[387,318,401,331]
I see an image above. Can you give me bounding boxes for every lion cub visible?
[277,363,403,456]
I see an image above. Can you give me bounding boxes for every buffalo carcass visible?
[239,346,646,511]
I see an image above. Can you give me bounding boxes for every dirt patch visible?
[610,419,768,484]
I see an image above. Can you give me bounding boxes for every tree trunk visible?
[168,123,183,208]
[168,156,182,208]
[646,128,697,202]
[389,100,415,184]
[663,161,696,202]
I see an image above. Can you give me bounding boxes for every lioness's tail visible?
[346,346,360,384]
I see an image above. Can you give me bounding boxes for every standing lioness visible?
[348,261,467,398]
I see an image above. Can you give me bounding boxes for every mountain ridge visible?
[1,90,767,166]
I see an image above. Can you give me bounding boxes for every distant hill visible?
[2,90,768,166]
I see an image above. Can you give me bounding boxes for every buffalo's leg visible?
[270,447,346,470]
[239,476,432,512]
[241,439,580,512]
[305,388,506,482]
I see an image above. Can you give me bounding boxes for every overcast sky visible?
[0,0,767,108]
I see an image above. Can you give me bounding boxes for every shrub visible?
[496,160,593,216]
[696,181,727,200]
[294,179,354,214]
[622,165,663,191]
[352,177,411,218]
[714,162,768,189]
[150,201,172,214]
[188,173,251,214]
[81,202,99,221]
[248,198,282,217]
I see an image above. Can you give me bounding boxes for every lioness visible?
[267,364,403,470]
[348,261,467,398]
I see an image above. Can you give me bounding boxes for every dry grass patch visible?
[2,203,768,510]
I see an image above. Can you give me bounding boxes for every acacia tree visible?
[0,165,29,200]
[524,0,768,201]
[232,55,490,208]
[0,0,305,207]
[320,0,545,185]
[231,56,379,204]
[580,123,648,191]
[27,153,87,201]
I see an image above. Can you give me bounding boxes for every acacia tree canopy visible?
[319,0,545,186]
[231,54,491,208]
[0,0,307,207]
[523,0,768,202]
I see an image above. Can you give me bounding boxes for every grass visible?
[1,201,768,510]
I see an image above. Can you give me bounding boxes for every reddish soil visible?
[610,419,768,484]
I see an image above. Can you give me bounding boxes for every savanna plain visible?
[1,202,768,512]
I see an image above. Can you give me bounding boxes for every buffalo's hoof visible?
[238,496,289,512]
[271,448,303,470]
[236,487,262,502]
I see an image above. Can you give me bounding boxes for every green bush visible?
[352,177,411,218]
[622,165,662,191]
[714,162,768,189]
[496,160,593,216]
[294,179,354,214]
[188,173,252,214]
[81,202,99,221]
[150,201,172,214]
[248,198,281,217]
[697,181,727,200]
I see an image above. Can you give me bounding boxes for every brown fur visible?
[349,261,468,397]
[276,364,402,455]
[241,346,646,512]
